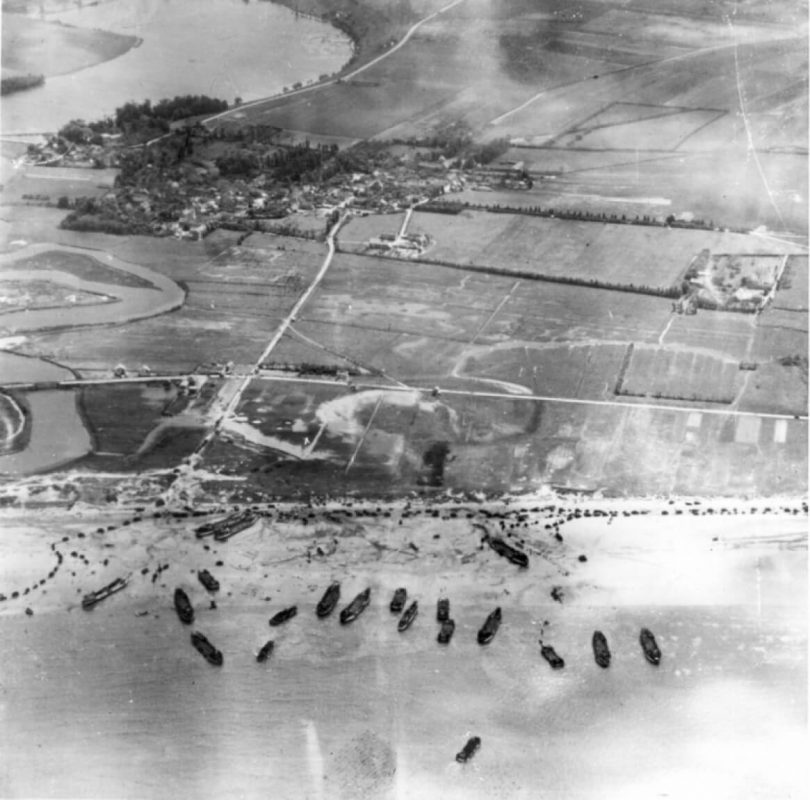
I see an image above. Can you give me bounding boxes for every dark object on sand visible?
[197,569,219,592]
[174,588,194,624]
[191,631,223,666]
[455,736,481,763]
[487,536,529,568]
[436,598,450,622]
[438,618,455,644]
[592,630,611,668]
[269,606,298,626]
[340,588,371,625]
[397,600,418,632]
[477,607,502,645]
[212,509,259,541]
[639,627,662,665]
[257,640,275,663]
[540,643,565,669]
[82,575,130,609]
[316,582,341,618]
[390,587,407,614]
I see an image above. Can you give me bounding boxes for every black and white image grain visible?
[0,0,806,797]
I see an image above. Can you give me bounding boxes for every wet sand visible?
[0,497,805,798]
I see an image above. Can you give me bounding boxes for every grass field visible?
[617,346,740,404]
[409,210,779,289]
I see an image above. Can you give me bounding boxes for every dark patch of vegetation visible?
[1,73,44,95]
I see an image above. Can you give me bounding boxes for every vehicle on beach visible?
[81,575,130,609]
[639,627,662,665]
[390,587,407,614]
[437,618,455,644]
[269,606,298,626]
[540,643,565,669]
[455,736,481,763]
[191,631,223,666]
[316,582,340,617]
[257,640,275,663]
[397,600,418,632]
[340,587,371,625]
[436,598,450,622]
[487,536,529,568]
[592,630,611,668]
[197,569,219,592]
[477,607,502,645]
[174,588,194,624]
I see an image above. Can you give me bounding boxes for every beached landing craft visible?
[437,618,455,644]
[390,587,407,614]
[191,631,223,666]
[256,640,275,663]
[213,509,259,541]
[81,574,130,609]
[269,606,298,626]
[592,630,611,668]
[340,587,371,625]
[197,569,219,592]
[316,581,340,617]
[540,643,565,669]
[455,736,481,763]
[639,627,662,665]
[486,535,529,568]
[436,598,450,622]
[397,600,418,632]
[477,607,502,645]
[174,588,194,624]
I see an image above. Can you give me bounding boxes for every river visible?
[1,0,353,134]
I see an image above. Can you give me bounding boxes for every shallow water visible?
[2,0,353,134]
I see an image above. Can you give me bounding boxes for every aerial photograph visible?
[0,0,807,797]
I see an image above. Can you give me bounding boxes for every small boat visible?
[390,587,407,614]
[437,618,455,644]
[487,536,529,568]
[592,630,611,668]
[340,587,371,625]
[455,736,481,763]
[191,631,223,666]
[436,598,450,622]
[257,640,275,663]
[197,569,219,592]
[269,606,298,626]
[477,607,501,645]
[639,627,661,665]
[174,588,194,624]
[316,582,340,618]
[194,521,217,539]
[81,575,130,609]
[540,643,565,669]
[397,600,418,632]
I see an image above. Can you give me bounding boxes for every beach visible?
[0,496,805,798]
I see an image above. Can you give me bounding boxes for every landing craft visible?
[437,618,455,644]
[397,601,418,632]
[257,640,275,663]
[477,607,502,645]
[455,736,481,763]
[436,598,450,622]
[592,630,611,668]
[316,582,340,617]
[487,535,529,568]
[390,587,407,614]
[639,627,662,665]
[340,587,371,625]
[197,569,219,592]
[191,631,223,666]
[540,643,565,669]
[82,575,130,609]
[174,588,194,624]
[269,606,298,626]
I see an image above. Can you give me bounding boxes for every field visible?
[617,346,740,404]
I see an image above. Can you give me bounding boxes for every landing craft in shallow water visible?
[540,643,565,669]
[639,627,662,665]
[592,630,611,668]
[82,575,130,609]
[174,587,194,624]
[397,600,418,632]
[191,631,223,666]
[340,587,371,625]
[316,581,340,617]
[477,607,502,645]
